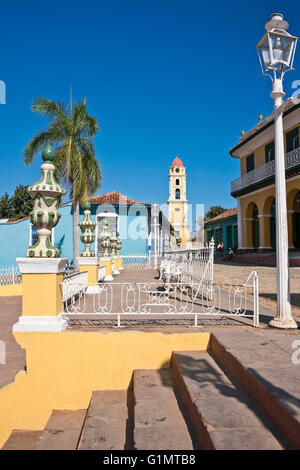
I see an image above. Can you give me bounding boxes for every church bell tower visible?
[168,156,189,247]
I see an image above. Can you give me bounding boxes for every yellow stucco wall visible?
[22,273,63,317]
[99,258,112,277]
[168,165,189,247]
[240,176,300,248]
[240,123,300,176]
[0,284,22,297]
[0,330,210,448]
[79,265,98,284]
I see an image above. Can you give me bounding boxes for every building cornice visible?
[229,97,300,159]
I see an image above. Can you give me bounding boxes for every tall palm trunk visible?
[73,201,80,271]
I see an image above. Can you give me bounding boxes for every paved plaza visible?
[0,267,299,392]
[214,259,300,320]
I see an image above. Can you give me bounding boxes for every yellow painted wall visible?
[240,176,300,248]
[0,284,22,297]
[99,258,112,277]
[22,273,63,317]
[0,330,210,448]
[168,165,189,247]
[240,123,300,176]
[79,265,97,284]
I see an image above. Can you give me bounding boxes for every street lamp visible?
[257,13,298,329]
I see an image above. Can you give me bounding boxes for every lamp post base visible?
[268,317,298,329]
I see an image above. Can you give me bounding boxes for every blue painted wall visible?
[0,202,152,267]
[0,218,31,267]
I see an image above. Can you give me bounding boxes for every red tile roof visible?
[171,156,184,167]
[88,191,151,206]
[204,207,237,224]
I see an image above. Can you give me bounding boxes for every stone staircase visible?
[2,332,300,450]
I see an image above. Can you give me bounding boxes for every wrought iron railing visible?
[121,253,153,271]
[0,265,22,286]
[62,270,259,328]
[62,271,88,304]
[231,147,300,193]
[160,241,214,289]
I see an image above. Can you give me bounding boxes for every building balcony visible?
[231,147,300,195]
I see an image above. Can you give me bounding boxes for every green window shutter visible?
[246,153,254,173]
[265,141,275,163]
[286,127,299,153]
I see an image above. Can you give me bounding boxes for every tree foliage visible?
[0,185,33,220]
[0,192,12,219]
[204,205,227,221]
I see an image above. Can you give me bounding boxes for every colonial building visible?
[230,97,300,253]
[0,191,173,266]
[168,156,189,246]
[205,208,238,251]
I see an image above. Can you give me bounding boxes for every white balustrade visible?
[62,271,88,304]
[231,147,300,193]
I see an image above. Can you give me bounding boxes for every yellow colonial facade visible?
[168,156,189,246]
[230,98,300,252]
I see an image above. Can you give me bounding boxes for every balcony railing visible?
[231,147,300,194]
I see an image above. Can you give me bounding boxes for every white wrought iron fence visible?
[62,270,88,304]
[0,265,22,286]
[62,270,259,328]
[160,240,214,290]
[121,253,153,271]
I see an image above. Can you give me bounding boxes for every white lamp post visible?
[257,13,298,328]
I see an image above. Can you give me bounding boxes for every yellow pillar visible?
[78,258,98,284]
[244,218,254,248]
[112,256,120,274]
[258,215,272,250]
[118,256,123,271]
[99,257,113,281]
[13,258,68,332]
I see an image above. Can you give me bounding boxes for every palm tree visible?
[23,96,101,271]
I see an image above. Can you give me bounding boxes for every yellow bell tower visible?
[168,156,189,247]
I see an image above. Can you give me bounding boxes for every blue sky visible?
[1,0,300,224]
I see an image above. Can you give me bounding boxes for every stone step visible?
[210,329,300,449]
[133,369,195,450]
[172,351,284,450]
[35,409,87,450]
[2,430,43,450]
[78,390,129,450]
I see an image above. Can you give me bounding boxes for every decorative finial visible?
[79,201,96,257]
[100,221,111,257]
[42,144,56,162]
[241,129,245,136]
[27,146,66,257]
[258,113,263,122]
[82,200,91,211]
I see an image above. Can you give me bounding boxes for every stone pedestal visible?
[99,257,113,281]
[78,257,98,283]
[118,256,123,271]
[78,257,99,293]
[112,256,120,275]
[13,258,68,332]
